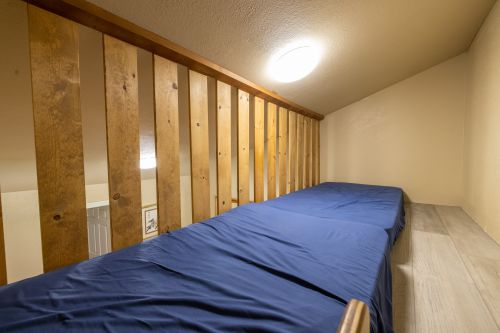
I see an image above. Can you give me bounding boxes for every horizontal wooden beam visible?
[24,0,324,120]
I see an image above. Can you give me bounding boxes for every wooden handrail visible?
[24,0,324,120]
[337,299,370,333]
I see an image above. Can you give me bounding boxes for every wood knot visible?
[172,82,178,90]
[53,214,61,221]
[196,122,200,127]
[122,83,127,91]
[112,193,121,200]
[132,73,136,78]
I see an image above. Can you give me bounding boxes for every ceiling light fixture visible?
[268,41,322,83]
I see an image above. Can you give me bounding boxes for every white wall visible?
[1,191,43,283]
[463,1,500,244]
[321,3,500,245]
[3,179,169,283]
[321,54,468,205]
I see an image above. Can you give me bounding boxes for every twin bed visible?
[0,182,405,333]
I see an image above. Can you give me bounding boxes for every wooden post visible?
[28,5,88,271]
[305,117,312,187]
[216,81,232,214]
[288,112,297,192]
[317,120,321,183]
[337,299,370,333]
[254,97,265,202]
[154,56,181,232]
[267,103,277,200]
[312,119,319,185]
[278,108,288,196]
[103,35,142,250]
[237,90,250,205]
[189,70,211,222]
[297,114,305,190]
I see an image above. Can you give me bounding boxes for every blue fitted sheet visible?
[263,182,405,245]
[0,202,393,333]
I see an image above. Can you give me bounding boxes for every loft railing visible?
[21,0,321,271]
[0,1,368,332]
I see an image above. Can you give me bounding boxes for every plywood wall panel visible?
[254,97,265,203]
[297,114,305,190]
[189,71,211,222]
[103,35,143,250]
[267,103,277,200]
[237,90,250,205]
[154,55,181,232]
[216,81,232,214]
[28,5,88,271]
[278,108,288,196]
[288,112,297,192]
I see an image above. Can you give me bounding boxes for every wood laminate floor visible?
[392,204,500,333]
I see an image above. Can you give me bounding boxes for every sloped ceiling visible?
[88,0,495,115]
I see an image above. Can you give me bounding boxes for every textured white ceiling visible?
[88,0,495,115]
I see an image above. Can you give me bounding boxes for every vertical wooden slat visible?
[297,114,305,190]
[0,190,6,285]
[267,103,277,200]
[288,112,297,192]
[305,117,312,187]
[103,35,142,250]
[312,119,319,186]
[314,119,321,185]
[28,5,88,271]
[237,90,250,205]
[278,107,288,196]
[189,70,211,222]
[216,81,232,214]
[254,97,265,203]
[154,56,181,232]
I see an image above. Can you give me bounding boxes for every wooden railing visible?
[0,2,370,332]
[0,0,320,274]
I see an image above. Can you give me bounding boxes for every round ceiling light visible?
[268,42,321,83]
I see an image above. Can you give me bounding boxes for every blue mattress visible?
[263,182,405,245]
[0,202,393,333]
